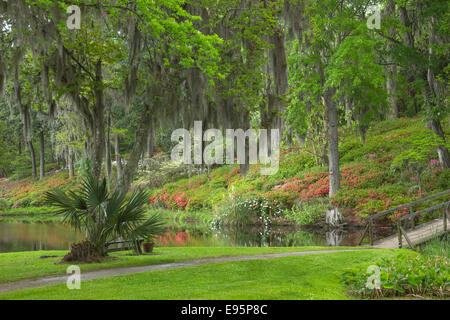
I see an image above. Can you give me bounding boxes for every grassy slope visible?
[0,249,414,300]
[146,117,449,224]
[1,117,449,225]
[0,246,367,284]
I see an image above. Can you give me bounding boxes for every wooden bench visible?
[105,239,144,254]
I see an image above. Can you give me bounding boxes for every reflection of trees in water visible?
[0,222,81,253]
[212,225,327,247]
[1,220,368,252]
[326,229,344,246]
[156,223,365,247]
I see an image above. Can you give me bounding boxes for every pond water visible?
[0,220,383,253]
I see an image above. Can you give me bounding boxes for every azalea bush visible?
[149,190,190,210]
[0,171,79,208]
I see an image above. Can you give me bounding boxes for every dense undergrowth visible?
[0,170,79,211]
[342,236,450,299]
[1,118,449,228]
[145,117,449,227]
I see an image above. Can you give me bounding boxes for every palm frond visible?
[81,174,109,209]
[132,212,167,240]
[44,174,165,255]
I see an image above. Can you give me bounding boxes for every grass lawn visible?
[0,249,415,300]
[0,207,60,223]
[0,246,368,284]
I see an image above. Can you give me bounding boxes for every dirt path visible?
[0,249,373,294]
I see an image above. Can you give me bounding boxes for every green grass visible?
[0,249,412,300]
[0,246,367,284]
[419,234,450,259]
[0,207,60,223]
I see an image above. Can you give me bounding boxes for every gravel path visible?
[0,249,372,294]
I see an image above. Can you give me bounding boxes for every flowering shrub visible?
[149,190,189,209]
[236,197,283,226]
[266,161,392,211]
[333,186,422,220]
[268,170,329,203]
[212,196,284,227]
[0,171,78,208]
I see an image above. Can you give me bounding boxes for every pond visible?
[0,220,384,253]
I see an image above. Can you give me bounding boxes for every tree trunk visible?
[50,135,54,163]
[385,0,399,119]
[147,124,152,158]
[427,119,450,168]
[105,110,112,188]
[344,96,352,127]
[115,101,152,195]
[39,130,45,179]
[114,133,123,183]
[91,59,106,178]
[28,140,37,178]
[261,26,289,136]
[323,88,340,197]
[68,146,74,178]
[359,127,367,145]
[386,69,398,119]
[425,17,449,168]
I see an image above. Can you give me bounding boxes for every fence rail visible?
[358,189,450,248]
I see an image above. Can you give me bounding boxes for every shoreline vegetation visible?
[0,0,448,302]
[1,118,448,230]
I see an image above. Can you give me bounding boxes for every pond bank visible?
[0,246,369,284]
[0,219,378,253]
[0,248,375,294]
[0,249,409,300]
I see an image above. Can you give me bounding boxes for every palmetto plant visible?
[45,174,166,257]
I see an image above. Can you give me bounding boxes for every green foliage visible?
[420,235,450,260]
[0,171,79,208]
[44,174,166,256]
[342,253,449,298]
[212,195,284,228]
[392,129,450,169]
[284,200,328,226]
[274,150,316,179]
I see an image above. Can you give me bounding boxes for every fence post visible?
[444,206,448,233]
[369,219,374,246]
[409,206,414,229]
[397,221,402,248]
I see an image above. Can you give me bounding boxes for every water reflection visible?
[0,222,82,253]
[0,221,372,253]
[155,224,364,248]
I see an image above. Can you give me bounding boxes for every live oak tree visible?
[0,0,448,199]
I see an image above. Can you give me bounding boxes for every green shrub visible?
[284,200,328,226]
[420,235,450,260]
[341,253,449,298]
[275,151,315,179]
[212,195,284,227]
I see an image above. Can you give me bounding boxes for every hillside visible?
[141,117,450,227]
[1,117,449,228]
